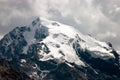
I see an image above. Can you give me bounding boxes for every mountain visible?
[0,17,120,80]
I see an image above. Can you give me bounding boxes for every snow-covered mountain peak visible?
[20,17,116,65]
[0,17,118,66]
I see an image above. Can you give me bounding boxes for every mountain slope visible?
[0,58,33,80]
[0,17,120,80]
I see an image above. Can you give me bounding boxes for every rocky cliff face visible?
[0,58,33,80]
[0,17,120,80]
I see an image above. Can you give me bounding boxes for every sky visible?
[0,0,120,52]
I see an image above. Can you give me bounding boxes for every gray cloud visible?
[0,0,35,34]
[93,0,120,24]
[0,0,120,51]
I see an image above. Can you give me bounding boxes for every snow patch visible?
[21,59,26,63]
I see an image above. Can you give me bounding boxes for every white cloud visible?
[30,0,50,18]
[96,32,117,40]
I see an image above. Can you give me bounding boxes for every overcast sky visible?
[0,0,120,52]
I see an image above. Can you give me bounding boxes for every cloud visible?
[0,0,36,35]
[0,0,120,51]
[93,0,120,24]
[97,32,117,40]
